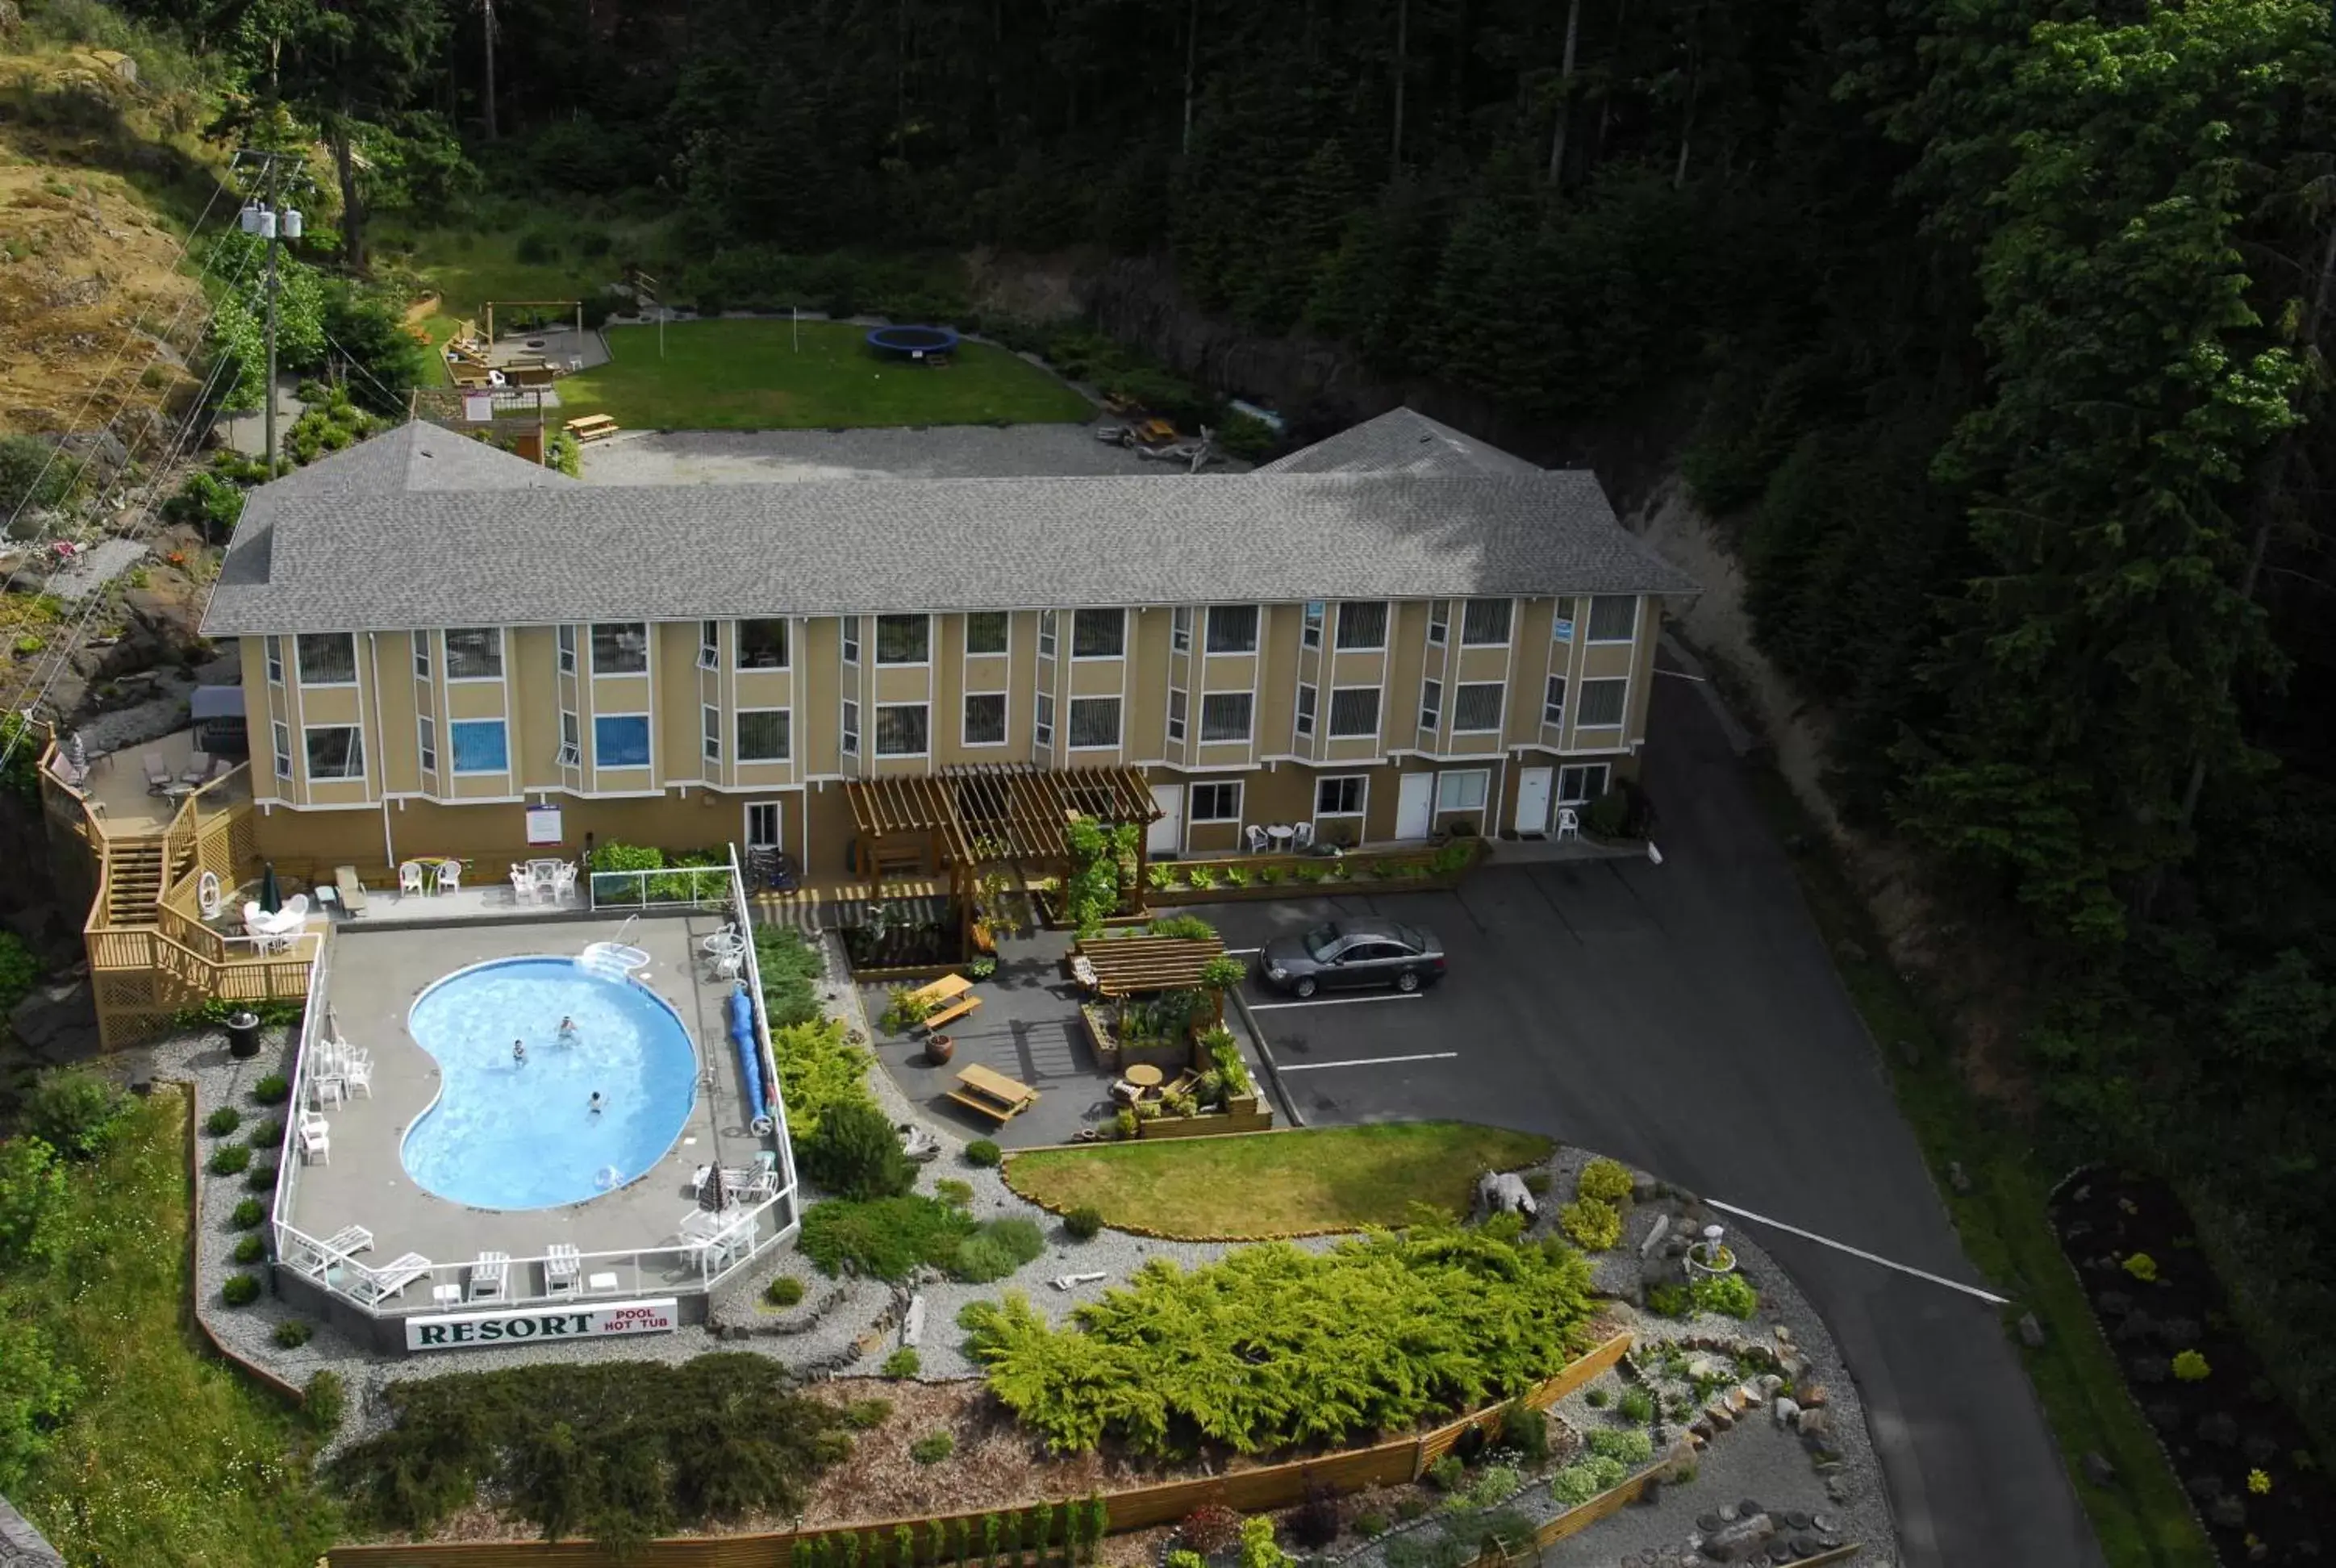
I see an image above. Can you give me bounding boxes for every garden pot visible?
[226,1010,262,1059]
[925,1034,956,1066]
[1683,1241,1737,1280]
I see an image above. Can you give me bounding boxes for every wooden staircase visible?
[104,836,168,926]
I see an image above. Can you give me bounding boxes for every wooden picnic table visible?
[948,1062,1037,1125]
[907,974,972,1007]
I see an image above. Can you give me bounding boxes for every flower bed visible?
[2051,1168,2332,1563]
[1145,840,1484,904]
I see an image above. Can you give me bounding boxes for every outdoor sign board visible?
[1554,618,1575,643]
[525,805,564,844]
[407,1298,678,1352]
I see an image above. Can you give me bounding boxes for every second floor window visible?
[1166,688,1187,743]
[1453,682,1504,733]
[1033,692,1054,751]
[1420,678,1442,732]
[304,724,363,779]
[876,614,929,665]
[450,718,509,773]
[841,699,861,756]
[966,611,1009,656]
[265,636,284,684]
[1068,695,1120,749]
[1576,678,1628,728]
[413,634,430,679]
[841,616,861,665]
[1461,598,1512,646]
[876,703,928,756]
[963,692,1007,746]
[1206,604,1258,653]
[1072,607,1124,659]
[703,704,722,765]
[1587,594,1639,643]
[557,624,576,673]
[737,619,788,669]
[296,632,355,685]
[1200,691,1253,743]
[445,627,503,680]
[1302,602,1324,648]
[1171,607,1191,653]
[699,621,720,670]
[1328,686,1380,738]
[738,709,791,761]
[1544,676,1566,725]
[1336,601,1387,650]
[591,622,648,674]
[1296,682,1316,737]
[1037,610,1057,659]
[557,709,579,765]
[1427,601,1449,644]
[594,714,651,767]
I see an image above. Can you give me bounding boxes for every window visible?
[962,692,1006,747]
[1166,689,1187,744]
[450,718,509,774]
[304,724,363,780]
[1576,678,1628,728]
[413,634,431,679]
[445,628,503,680]
[1419,678,1442,732]
[1336,601,1387,650]
[1302,602,1324,648]
[557,709,579,766]
[1436,769,1489,812]
[875,614,929,665]
[1543,676,1566,726]
[738,709,791,761]
[841,616,861,665]
[1453,682,1504,733]
[265,636,284,685]
[272,720,291,779]
[415,715,437,774]
[1071,607,1124,659]
[699,621,720,671]
[594,714,651,767]
[1033,692,1054,750]
[966,611,1009,656]
[1295,682,1316,737]
[1558,763,1612,804]
[1551,596,1578,644]
[875,703,928,756]
[1462,598,1512,646]
[1427,600,1449,645]
[1206,604,1258,653]
[591,622,648,674]
[1587,594,1639,644]
[295,632,355,685]
[1037,610,1057,659]
[734,619,787,669]
[1328,686,1380,738]
[1199,691,1253,743]
[1068,696,1120,749]
[702,704,722,765]
[557,624,576,673]
[1317,776,1366,817]
[1191,780,1241,822]
[841,699,861,756]
[747,801,782,848]
[1170,607,1191,653]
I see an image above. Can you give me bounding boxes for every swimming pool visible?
[401,957,699,1210]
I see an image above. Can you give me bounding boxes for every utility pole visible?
[236,149,304,475]
[479,0,499,140]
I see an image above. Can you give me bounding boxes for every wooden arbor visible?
[1074,935,1229,999]
[844,763,1162,955]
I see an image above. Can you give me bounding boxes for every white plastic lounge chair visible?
[290,1223,373,1277]
[467,1249,510,1302]
[1245,824,1269,853]
[399,861,426,896]
[544,1243,582,1298]
[434,861,462,894]
[349,1253,431,1304]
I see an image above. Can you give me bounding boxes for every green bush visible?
[1354,1514,1387,1538]
[249,1117,286,1151]
[304,1368,347,1432]
[1550,1456,1628,1507]
[1646,1282,1691,1317]
[1689,1272,1758,1320]
[954,1218,1045,1283]
[1557,1197,1621,1252]
[1576,1158,1634,1204]
[771,1017,875,1141]
[2172,1349,2211,1382]
[23,1070,130,1159]
[1064,1206,1103,1241]
[244,1161,279,1193]
[882,1347,921,1378]
[1201,1027,1254,1098]
[965,1139,1003,1168]
[1427,1453,1466,1491]
[252,1075,290,1107]
[232,1234,265,1266]
[1499,1397,1549,1462]
[843,1397,892,1429]
[1617,1387,1655,1423]
[799,1195,977,1281]
[0,432,72,515]
[1583,1428,1652,1465]
[207,1144,252,1176]
[221,1273,261,1306]
[1583,790,1632,840]
[228,1196,266,1230]
[910,1431,954,1465]
[934,1178,975,1208]
[765,1275,806,1307]
[203,1106,243,1137]
[1145,914,1218,940]
[800,1101,916,1200]
[1444,1463,1521,1512]
[880,986,936,1034]
[273,1318,314,1349]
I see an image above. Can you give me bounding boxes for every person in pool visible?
[589,1091,603,1115]
[512,1038,526,1065]
[556,1015,579,1047]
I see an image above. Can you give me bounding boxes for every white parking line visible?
[1248,992,1427,1011]
[1221,946,1262,956]
[1279,1051,1461,1072]
[1707,1199,2013,1306]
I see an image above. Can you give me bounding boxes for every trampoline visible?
[866,324,960,361]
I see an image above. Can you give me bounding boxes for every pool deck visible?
[286,913,772,1305]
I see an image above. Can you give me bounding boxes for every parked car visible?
[1258,920,1445,998]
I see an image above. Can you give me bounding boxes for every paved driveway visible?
[1185,668,2101,1568]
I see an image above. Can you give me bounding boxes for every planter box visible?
[1145,842,1486,906]
[1078,1003,1191,1075]
[1138,1106,1274,1138]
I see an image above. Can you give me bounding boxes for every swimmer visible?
[589,1091,603,1115]
[556,1015,579,1046]
[512,1038,526,1065]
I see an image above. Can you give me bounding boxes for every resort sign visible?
[406,1298,678,1352]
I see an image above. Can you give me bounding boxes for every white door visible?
[1148,784,1183,856]
[1394,773,1434,841]
[745,800,784,850]
[1515,766,1554,836]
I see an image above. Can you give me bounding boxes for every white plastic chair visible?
[1292,822,1315,850]
[1555,807,1582,842]
[197,871,223,920]
[340,1055,372,1099]
[434,861,462,894]
[297,1116,329,1166]
[398,861,425,897]
[552,862,578,902]
[509,865,534,904]
[1245,824,1269,853]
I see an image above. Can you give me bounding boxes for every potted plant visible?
[926,1033,957,1066]
[1683,1224,1737,1279]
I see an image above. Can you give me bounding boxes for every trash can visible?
[226,1009,262,1060]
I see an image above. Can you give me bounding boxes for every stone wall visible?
[0,1495,65,1568]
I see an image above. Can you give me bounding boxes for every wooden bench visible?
[565,415,620,443]
[924,995,982,1032]
[946,1063,1035,1125]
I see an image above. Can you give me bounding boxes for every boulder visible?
[2018,1312,2045,1348]
[1698,1512,1776,1563]
[1771,1397,1800,1428]
[1476,1170,1537,1220]
[2079,1452,2116,1487]
[9,978,100,1066]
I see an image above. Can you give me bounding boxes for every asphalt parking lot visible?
[1181,664,2104,1568]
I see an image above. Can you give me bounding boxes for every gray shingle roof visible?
[1259,407,1541,477]
[200,415,1695,636]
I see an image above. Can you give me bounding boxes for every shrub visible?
[231,1196,266,1229]
[844,1397,893,1429]
[204,1106,244,1137]
[954,1217,1045,1283]
[1583,1428,1653,1465]
[1646,1282,1691,1317]
[1550,1455,1627,1507]
[23,1069,130,1158]
[1445,1464,1520,1512]
[965,1139,1003,1168]
[274,1318,314,1348]
[935,1178,975,1207]
[232,1234,265,1265]
[1146,914,1217,940]
[252,1074,290,1106]
[1113,1107,1138,1139]
[1521,1170,1552,1195]
[1202,1027,1254,1098]
[221,1273,261,1306]
[1617,1387,1656,1423]
[1178,1505,1244,1556]
[882,1347,921,1378]
[800,1101,916,1200]
[1427,1453,1466,1491]
[2122,1253,2159,1282]
[1558,1197,1621,1252]
[1354,1513,1388,1538]
[966,956,999,980]
[880,986,936,1034]
[1500,1396,1550,1462]
[765,1275,806,1307]
[207,1143,252,1176]
[1690,1272,1758,1320]
[1064,1205,1103,1241]
[1576,1158,1633,1204]
[305,1368,347,1432]
[1289,1481,1341,1548]
[2172,1350,2211,1382]
[800,1196,978,1280]
[771,1017,875,1141]
[910,1431,954,1465]
[250,1116,286,1150]
[1394,1496,1430,1522]
[244,1161,279,1192]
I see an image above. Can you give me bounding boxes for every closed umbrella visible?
[259,861,282,915]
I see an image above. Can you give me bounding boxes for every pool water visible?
[401,957,699,1210]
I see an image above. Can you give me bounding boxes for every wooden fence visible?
[325,1333,1633,1567]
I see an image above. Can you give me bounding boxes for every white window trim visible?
[1419,678,1442,732]
[841,698,861,757]
[415,713,437,774]
[1205,603,1260,655]
[557,624,577,674]
[1461,597,1515,648]
[698,621,720,672]
[961,690,1009,749]
[272,719,292,780]
[1189,778,1243,823]
[1170,607,1192,653]
[873,612,932,668]
[265,636,284,685]
[1066,694,1123,751]
[1166,688,1188,744]
[1435,768,1491,813]
[557,708,580,767]
[1334,601,1389,652]
[1037,610,1057,660]
[1199,690,1254,744]
[1558,763,1612,804]
[1301,602,1324,648]
[443,628,506,683]
[873,701,931,758]
[1070,607,1127,661]
[412,633,431,680]
[702,703,723,765]
[736,707,792,763]
[1315,774,1369,819]
[1575,676,1630,731]
[1295,682,1316,738]
[294,633,358,688]
[1543,675,1566,727]
[302,723,365,782]
[1587,594,1640,644]
[963,611,1012,659]
[1426,600,1449,645]
[735,618,790,671]
[1451,682,1506,735]
[591,711,654,769]
[1327,684,1382,739]
[1032,690,1054,751]
[448,717,511,775]
[841,616,862,666]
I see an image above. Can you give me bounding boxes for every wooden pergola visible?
[1074,935,1229,998]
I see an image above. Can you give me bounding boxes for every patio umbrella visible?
[259,861,282,915]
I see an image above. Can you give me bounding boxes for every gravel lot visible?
[578,423,1249,486]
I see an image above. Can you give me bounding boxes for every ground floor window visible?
[1316,775,1366,818]
[1191,780,1241,821]
[450,718,509,774]
[594,714,651,768]
[746,800,782,848]
[1435,769,1487,813]
[304,724,364,781]
[1559,763,1611,804]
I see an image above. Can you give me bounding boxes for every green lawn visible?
[1004,1122,1554,1239]
[2,1091,336,1566]
[1746,770,2214,1568]
[556,318,1093,431]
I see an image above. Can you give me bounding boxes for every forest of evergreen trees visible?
[79,0,2336,1434]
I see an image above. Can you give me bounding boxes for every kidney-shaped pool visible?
[401,956,699,1210]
